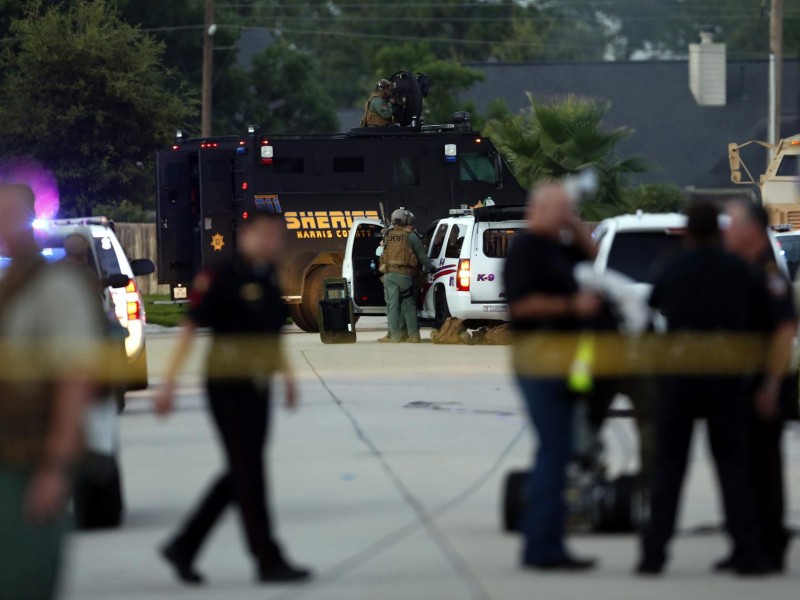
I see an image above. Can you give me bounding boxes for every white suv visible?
[32,217,154,389]
[343,204,526,327]
[593,212,789,329]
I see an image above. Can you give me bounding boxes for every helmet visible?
[376,79,395,92]
[391,207,415,226]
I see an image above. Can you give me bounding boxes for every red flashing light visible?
[261,158,273,165]
[456,259,471,291]
[239,140,246,146]
[125,279,141,321]
[474,138,482,143]
[242,211,249,220]
[242,182,248,190]
[200,142,220,149]
[261,139,270,145]
[172,144,180,150]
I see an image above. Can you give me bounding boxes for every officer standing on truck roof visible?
[378,208,434,343]
[719,199,797,573]
[153,211,312,586]
[638,201,769,576]
[360,79,396,128]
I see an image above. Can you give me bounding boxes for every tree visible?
[626,183,687,213]
[0,1,196,216]
[241,40,339,134]
[483,94,648,219]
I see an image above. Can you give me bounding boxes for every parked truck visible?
[728,133,800,225]
[155,74,525,331]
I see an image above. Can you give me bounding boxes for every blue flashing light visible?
[236,146,247,155]
[444,156,457,163]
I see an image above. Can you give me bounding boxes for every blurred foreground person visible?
[154,212,311,585]
[505,182,602,570]
[638,201,768,576]
[0,184,100,598]
[721,200,797,572]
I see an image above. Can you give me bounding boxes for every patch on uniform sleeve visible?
[767,273,789,298]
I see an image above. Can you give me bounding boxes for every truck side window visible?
[444,224,466,258]
[393,156,420,186]
[460,153,495,183]
[333,157,364,173]
[429,223,449,258]
[274,157,305,174]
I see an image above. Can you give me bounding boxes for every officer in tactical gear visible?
[378,208,433,343]
[360,79,396,128]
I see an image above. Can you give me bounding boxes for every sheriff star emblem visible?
[210,233,225,251]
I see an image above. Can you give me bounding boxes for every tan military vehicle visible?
[729,134,800,225]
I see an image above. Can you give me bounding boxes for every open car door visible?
[342,218,386,315]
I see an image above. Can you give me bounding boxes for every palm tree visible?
[483,93,648,219]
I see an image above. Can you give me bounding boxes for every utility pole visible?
[768,0,783,155]
[201,0,215,137]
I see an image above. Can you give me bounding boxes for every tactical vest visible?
[381,227,420,276]
[360,92,391,127]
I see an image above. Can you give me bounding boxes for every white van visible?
[342,204,526,328]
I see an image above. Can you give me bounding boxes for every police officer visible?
[378,208,433,343]
[154,212,311,585]
[505,182,602,571]
[360,79,396,127]
[638,201,768,576]
[720,200,796,572]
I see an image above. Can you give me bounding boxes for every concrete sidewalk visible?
[62,320,800,599]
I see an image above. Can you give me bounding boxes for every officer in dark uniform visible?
[153,212,311,585]
[638,201,768,576]
[721,200,797,572]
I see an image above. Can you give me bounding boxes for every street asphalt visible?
[60,318,800,600]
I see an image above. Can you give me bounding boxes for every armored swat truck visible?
[155,72,525,331]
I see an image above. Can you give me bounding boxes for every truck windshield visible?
[460,153,495,183]
[606,231,683,283]
[776,155,800,177]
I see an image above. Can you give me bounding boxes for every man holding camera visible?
[360,79,396,127]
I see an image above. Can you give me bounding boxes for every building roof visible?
[463,59,800,189]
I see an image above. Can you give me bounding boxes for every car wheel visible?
[434,285,450,330]
[502,470,528,533]
[73,452,124,530]
[126,345,148,391]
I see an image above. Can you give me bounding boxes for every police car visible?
[28,217,154,389]
[342,203,526,327]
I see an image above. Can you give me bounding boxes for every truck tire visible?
[288,304,314,332]
[299,265,341,333]
[434,285,450,330]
